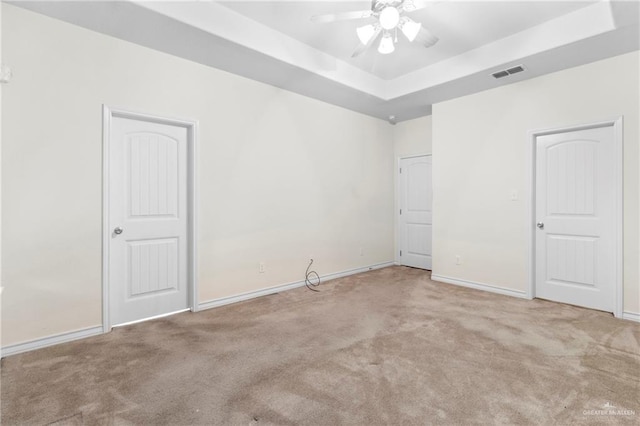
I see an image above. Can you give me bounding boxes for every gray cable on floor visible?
[305,259,320,292]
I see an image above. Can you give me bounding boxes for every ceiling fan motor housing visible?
[379,6,401,30]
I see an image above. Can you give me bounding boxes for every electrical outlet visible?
[455,255,462,265]
[259,262,266,273]
[359,247,364,256]
[510,190,518,201]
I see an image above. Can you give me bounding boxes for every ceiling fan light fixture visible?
[379,6,400,30]
[401,18,421,42]
[378,33,395,54]
[356,24,377,45]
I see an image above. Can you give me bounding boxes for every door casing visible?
[526,117,623,317]
[102,105,199,332]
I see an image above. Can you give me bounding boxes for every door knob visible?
[114,227,124,235]
[536,222,544,229]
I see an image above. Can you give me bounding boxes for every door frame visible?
[525,117,623,317]
[396,153,432,266]
[102,105,199,333]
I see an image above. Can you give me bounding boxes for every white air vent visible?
[491,64,526,79]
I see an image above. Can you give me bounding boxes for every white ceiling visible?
[220,1,597,80]
[9,1,640,122]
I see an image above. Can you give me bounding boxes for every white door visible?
[109,116,190,326]
[399,156,432,270]
[535,125,616,312]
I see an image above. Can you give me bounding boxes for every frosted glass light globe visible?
[356,24,377,45]
[379,6,400,30]
[378,33,395,54]
[401,19,421,42]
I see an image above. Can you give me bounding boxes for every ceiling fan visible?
[311,0,439,57]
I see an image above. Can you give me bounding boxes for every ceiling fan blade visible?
[415,26,439,48]
[402,0,436,12]
[311,10,373,24]
[351,27,382,58]
[351,43,368,58]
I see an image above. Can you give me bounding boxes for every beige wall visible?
[0,3,3,347]
[433,51,640,314]
[393,116,432,159]
[1,5,395,346]
[3,4,638,349]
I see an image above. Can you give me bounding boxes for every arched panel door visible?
[535,126,616,312]
[399,156,432,270]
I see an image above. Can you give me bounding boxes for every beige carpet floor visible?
[2,266,639,425]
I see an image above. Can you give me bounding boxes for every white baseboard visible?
[1,326,104,358]
[431,274,529,299]
[431,276,640,322]
[1,262,394,358]
[622,311,640,322]
[2,266,630,357]
[199,261,394,311]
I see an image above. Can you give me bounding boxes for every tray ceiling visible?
[10,0,640,122]
[221,1,597,80]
